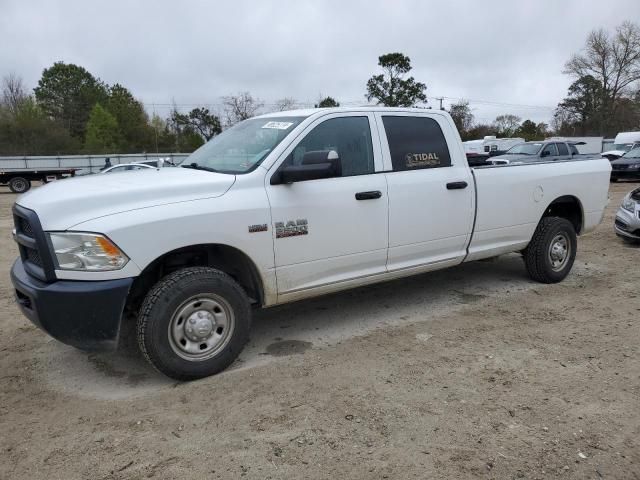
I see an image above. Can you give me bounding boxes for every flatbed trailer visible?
[0,168,77,193]
[0,153,189,193]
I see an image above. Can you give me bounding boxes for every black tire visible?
[137,267,251,380]
[524,217,577,284]
[8,177,31,193]
[610,177,618,183]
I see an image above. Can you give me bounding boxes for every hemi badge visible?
[248,224,268,233]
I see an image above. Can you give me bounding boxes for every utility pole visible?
[435,97,444,110]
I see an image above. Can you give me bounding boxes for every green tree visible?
[171,107,221,141]
[149,114,178,153]
[0,97,78,155]
[106,84,152,152]
[366,53,427,107]
[553,75,604,135]
[0,75,77,155]
[315,96,340,108]
[34,62,108,140]
[513,119,549,141]
[448,100,474,136]
[464,123,497,141]
[84,104,121,153]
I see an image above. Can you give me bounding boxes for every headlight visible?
[621,197,636,213]
[630,164,640,169]
[48,232,129,271]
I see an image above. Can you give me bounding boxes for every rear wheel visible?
[137,267,251,380]
[524,217,577,283]
[8,177,31,193]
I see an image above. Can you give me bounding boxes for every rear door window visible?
[557,143,569,156]
[382,116,452,171]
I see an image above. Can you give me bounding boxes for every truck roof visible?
[256,106,452,119]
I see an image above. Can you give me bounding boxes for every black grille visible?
[19,217,34,237]
[12,204,56,282]
[612,164,628,170]
[25,247,42,267]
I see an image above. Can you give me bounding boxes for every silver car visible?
[614,186,640,244]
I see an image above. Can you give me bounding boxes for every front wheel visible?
[524,217,577,283]
[137,267,251,380]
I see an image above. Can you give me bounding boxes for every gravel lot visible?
[0,182,638,479]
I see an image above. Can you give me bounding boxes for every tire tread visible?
[524,217,575,284]
[136,266,250,380]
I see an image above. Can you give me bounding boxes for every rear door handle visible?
[446,181,468,190]
[355,190,382,200]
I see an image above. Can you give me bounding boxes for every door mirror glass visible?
[274,150,341,184]
[540,149,550,157]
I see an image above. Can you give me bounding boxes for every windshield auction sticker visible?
[262,121,294,130]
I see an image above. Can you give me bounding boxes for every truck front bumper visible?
[10,259,134,351]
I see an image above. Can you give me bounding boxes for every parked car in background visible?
[546,136,604,154]
[100,163,156,174]
[489,140,596,165]
[610,147,640,182]
[601,131,640,160]
[614,186,640,244]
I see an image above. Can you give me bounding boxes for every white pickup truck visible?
[10,108,611,380]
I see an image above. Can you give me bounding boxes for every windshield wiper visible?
[181,162,219,173]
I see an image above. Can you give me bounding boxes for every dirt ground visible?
[0,182,638,480]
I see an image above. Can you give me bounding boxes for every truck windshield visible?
[505,143,543,155]
[612,143,635,152]
[184,116,306,173]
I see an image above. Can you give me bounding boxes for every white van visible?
[602,131,640,160]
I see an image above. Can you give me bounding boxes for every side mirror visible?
[540,150,550,157]
[271,150,341,185]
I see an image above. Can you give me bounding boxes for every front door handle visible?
[355,190,382,200]
[446,181,468,190]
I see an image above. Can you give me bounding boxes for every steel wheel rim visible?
[168,294,235,361]
[548,233,570,272]
[13,179,26,192]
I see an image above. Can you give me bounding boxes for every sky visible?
[2,0,640,125]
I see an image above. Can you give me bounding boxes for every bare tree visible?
[493,114,521,137]
[564,22,640,120]
[274,97,297,111]
[448,100,474,135]
[223,92,264,126]
[1,73,28,117]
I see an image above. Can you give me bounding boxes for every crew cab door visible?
[540,143,559,161]
[555,142,571,160]
[266,113,388,300]
[375,112,475,271]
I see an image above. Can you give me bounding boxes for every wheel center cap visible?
[184,311,214,341]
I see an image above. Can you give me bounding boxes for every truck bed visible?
[466,157,611,261]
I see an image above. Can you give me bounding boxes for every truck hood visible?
[17,167,236,230]
[602,149,626,157]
